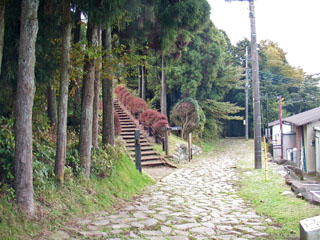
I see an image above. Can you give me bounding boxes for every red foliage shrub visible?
[139,109,168,128]
[115,85,126,95]
[120,91,131,105]
[117,87,129,101]
[114,111,121,136]
[124,95,135,107]
[152,119,169,137]
[127,97,147,116]
[139,109,158,127]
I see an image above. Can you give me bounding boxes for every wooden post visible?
[135,129,141,173]
[188,133,192,161]
[263,136,268,181]
[165,126,169,156]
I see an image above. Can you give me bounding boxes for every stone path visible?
[48,139,269,240]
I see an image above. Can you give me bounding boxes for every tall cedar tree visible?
[0,0,4,76]
[92,28,101,148]
[102,24,114,146]
[55,0,72,183]
[79,20,98,179]
[14,0,39,216]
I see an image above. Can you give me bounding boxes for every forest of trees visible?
[0,0,319,216]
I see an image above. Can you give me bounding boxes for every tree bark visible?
[72,5,81,121]
[79,21,98,178]
[102,24,114,146]
[0,0,5,76]
[160,53,167,116]
[92,28,101,148]
[47,85,57,126]
[141,64,145,100]
[55,0,72,183]
[14,0,39,216]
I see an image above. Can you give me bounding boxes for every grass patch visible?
[198,138,221,153]
[237,140,320,239]
[0,155,153,240]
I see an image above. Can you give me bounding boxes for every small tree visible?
[170,98,204,139]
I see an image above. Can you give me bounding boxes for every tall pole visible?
[245,46,249,140]
[279,96,283,160]
[249,0,262,169]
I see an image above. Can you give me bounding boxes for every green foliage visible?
[91,144,123,178]
[0,154,153,239]
[0,117,15,185]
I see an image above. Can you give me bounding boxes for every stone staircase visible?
[114,100,171,167]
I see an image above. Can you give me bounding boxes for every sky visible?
[207,0,320,75]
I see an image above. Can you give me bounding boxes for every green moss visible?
[0,155,153,240]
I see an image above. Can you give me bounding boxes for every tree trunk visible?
[55,0,72,184]
[92,28,101,148]
[79,21,98,178]
[160,53,167,116]
[141,64,145,100]
[14,0,39,216]
[72,5,81,121]
[0,0,4,76]
[47,85,57,126]
[102,24,114,146]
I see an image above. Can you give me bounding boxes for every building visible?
[268,107,320,174]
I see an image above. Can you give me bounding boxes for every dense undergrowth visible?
[0,116,153,239]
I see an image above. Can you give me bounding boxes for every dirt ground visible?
[143,166,177,181]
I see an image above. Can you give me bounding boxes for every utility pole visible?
[245,46,249,140]
[249,0,262,169]
[279,96,283,160]
[225,0,262,168]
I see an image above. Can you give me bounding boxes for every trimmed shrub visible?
[114,111,121,136]
[121,91,132,106]
[139,109,158,127]
[115,85,126,94]
[170,98,205,139]
[117,88,129,102]
[127,97,147,117]
[152,119,169,138]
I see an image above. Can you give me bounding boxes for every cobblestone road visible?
[50,140,269,240]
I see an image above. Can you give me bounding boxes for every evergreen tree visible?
[14,0,39,216]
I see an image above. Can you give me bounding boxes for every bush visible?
[127,97,147,117]
[115,85,126,95]
[152,119,169,138]
[0,118,15,186]
[91,144,123,178]
[114,111,121,136]
[120,91,131,105]
[170,98,205,139]
[124,94,134,106]
[139,109,167,130]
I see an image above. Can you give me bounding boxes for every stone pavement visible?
[48,140,269,240]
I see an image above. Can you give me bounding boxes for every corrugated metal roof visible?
[283,107,320,126]
[268,106,320,127]
[268,119,280,127]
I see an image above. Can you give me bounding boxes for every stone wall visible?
[173,143,202,163]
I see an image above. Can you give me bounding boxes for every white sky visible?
[207,0,320,75]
